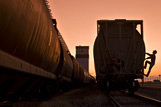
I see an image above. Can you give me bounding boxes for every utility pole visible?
[159,75,161,82]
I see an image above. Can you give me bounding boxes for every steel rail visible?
[123,91,161,106]
[134,92,161,106]
[108,95,122,107]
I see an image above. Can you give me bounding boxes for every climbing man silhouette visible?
[144,50,157,77]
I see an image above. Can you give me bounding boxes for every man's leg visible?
[146,65,153,77]
[144,61,150,69]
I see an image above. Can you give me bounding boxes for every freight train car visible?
[94,19,145,93]
[0,0,95,101]
[72,57,95,86]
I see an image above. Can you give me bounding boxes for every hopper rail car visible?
[94,19,145,93]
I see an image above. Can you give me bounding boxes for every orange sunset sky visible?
[48,0,161,77]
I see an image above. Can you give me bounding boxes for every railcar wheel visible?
[106,81,110,93]
[128,80,135,94]
[106,81,110,88]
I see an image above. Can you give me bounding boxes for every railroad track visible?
[109,95,121,107]
[108,91,161,107]
[1,86,161,107]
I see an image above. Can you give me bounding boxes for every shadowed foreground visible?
[37,85,112,107]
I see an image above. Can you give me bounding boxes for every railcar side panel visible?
[0,0,61,73]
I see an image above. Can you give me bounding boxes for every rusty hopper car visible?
[94,19,145,93]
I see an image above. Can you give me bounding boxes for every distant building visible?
[153,80,160,83]
[76,46,89,72]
